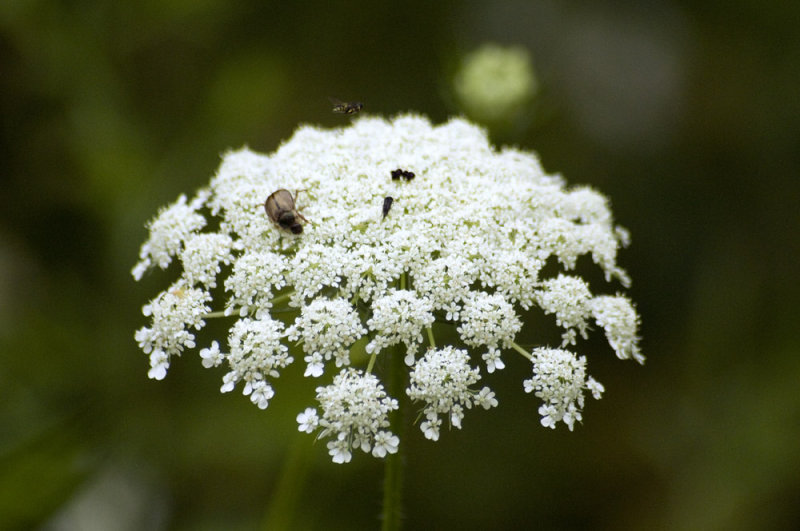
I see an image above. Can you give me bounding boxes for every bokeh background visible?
[2,1,799,529]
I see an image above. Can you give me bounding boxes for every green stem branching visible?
[204,291,296,319]
[509,340,533,361]
[426,326,436,349]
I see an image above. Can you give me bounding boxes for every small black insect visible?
[329,97,363,115]
[382,196,394,218]
[391,169,415,181]
[264,189,309,234]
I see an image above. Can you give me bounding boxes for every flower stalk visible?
[382,344,407,531]
[509,340,532,361]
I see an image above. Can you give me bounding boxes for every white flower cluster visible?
[366,289,435,366]
[133,113,642,463]
[457,292,522,373]
[410,254,476,320]
[135,281,211,380]
[523,347,605,431]
[224,251,288,319]
[590,295,643,364]
[214,317,293,409]
[181,233,234,288]
[286,297,367,377]
[132,193,208,281]
[407,346,498,441]
[297,369,399,463]
[536,274,593,346]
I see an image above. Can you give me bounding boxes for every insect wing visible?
[328,97,347,113]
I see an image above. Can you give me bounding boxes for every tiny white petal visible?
[296,408,319,433]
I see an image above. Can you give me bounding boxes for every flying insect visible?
[329,97,363,115]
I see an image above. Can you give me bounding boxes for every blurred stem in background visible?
[261,432,314,531]
[382,342,407,531]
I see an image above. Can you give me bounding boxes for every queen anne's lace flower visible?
[410,255,476,319]
[181,233,234,288]
[218,317,292,409]
[536,274,593,346]
[408,346,497,441]
[224,251,288,319]
[132,193,208,280]
[134,280,211,380]
[590,295,643,364]
[286,297,367,377]
[199,341,224,368]
[457,292,522,373]
[366,289,435,366]
[523,347,604,431]
[302,369,399,463]
[133,113,643,463]
[296,407,319,434]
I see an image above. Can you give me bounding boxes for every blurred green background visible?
[2,1,799,529]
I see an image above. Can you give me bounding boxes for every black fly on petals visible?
[382,196,394,218]
[390,169,415,181]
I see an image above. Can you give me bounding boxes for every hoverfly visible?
[329,97,363,115]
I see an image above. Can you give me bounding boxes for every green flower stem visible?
[270,292,294,306]
[205,292,297,320]
[426,326,436,349]
[382,344,406,531]
[261,433,314,531]
[509,340,533,361]
[366,352,378,374]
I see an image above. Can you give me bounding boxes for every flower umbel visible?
[303,369,399,464]
[523,347,605,431]
[135,280,211,380]
[408,346,498,441]
[133,113,643,463]
[286,297,367,377]
[366,289,435,366]
[218,317,292,409]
